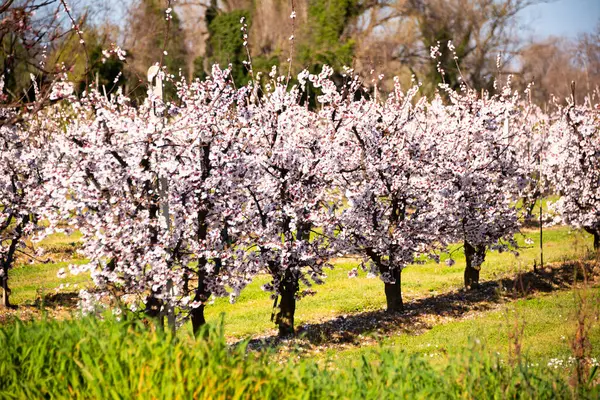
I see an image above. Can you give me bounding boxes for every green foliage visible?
[199,0,360,101]
[202,7,280,88]
[206,10,252,87]
[80,42,126,95]
[1,316,592,399]
[141,0,187,74]
[252,54,281,76]
[283,0,362,107]
[298,0,359,69]
[1,34,35,102]
[1,19,126,102]
[192,56,207,80]
[420,25,465,93]
[126,0,188,101]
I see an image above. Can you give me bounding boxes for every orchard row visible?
[0,64,598,335]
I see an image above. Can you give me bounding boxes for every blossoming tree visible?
[544,96,600,250]
[330,76,444,311]
[46,66,254,332]
[428,84,526,288]
[0,78,49,308]
[238,68,338,335]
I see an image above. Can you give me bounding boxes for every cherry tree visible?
[165,66,258,333]
[512,98,550,224]
[0,96,32,309]
[45,66,254,332]
[329,75,444,312]
[428,83,526,289]
[238,68,338,336]
[0,77,50,308]
[544,97,600,250]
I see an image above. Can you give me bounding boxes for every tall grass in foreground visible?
[1,317,597,399]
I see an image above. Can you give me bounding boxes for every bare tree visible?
[574,21,600,96]
[1,0,66,100]
[352,0,548,93]
[516,22,600,105]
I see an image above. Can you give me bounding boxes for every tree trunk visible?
[145,293,163,328]
[1,273,10,308]
[384,268,403,312]
[584,227,600,251]
[275,273,298,337]
[191,266,208,337]
[464,241,485,289]
[190,258,222,338]
[191,304,206,336]
[1,217,28,310]
[276,288,296,336]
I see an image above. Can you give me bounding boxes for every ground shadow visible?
[243,261,598,350]
[34,291,81,308]
[0,291,81,324]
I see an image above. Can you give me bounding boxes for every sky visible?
[519,0,600,39]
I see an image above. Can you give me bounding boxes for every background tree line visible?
[1,0,598,108]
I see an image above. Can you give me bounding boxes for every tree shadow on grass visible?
[33,291,80,309]
[0,291,81,324]
[243,261,599,351]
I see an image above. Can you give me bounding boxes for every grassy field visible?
[4,225,599,359]
[5,226,597,332]
[5,227,591,328]
[2,223,599,397]
[324,288,600,367]
[202,226,595,338]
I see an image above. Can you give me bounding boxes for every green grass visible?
[8,231,87,305]
[2,226,599,398]
[516,195,561,221]
[201,226,594,338]
[1,316,596,399]
[5,226,596,339]
[9,260,90,305]
[324,289,600,368]
[35,230,83,249]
